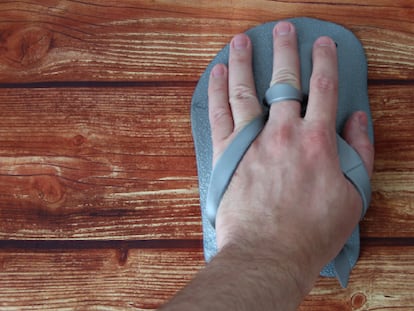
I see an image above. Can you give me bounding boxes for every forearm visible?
[160,242,319,311]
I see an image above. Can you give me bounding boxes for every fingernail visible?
[211,64,225,78]
[275,22,292,36]
[315,36,335,47]
[232,34,249,50]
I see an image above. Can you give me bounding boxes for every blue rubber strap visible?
[265,83,303,104]
[337,134,371,219]
[334,247,353,288]
[334,134,371,287]
[206,114,267,227]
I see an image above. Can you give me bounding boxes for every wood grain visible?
[0,1,413,309]
[0,246,412,310]
[0,84,412,239]
[300,245,414,310]
[0,86,201,240]
[0,0,412,83]
[362,84,414,237]
[0,248,205,310]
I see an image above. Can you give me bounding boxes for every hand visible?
[208,21,374,283]
[161,21,375,311]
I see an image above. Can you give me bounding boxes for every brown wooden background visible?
[0,1,413,310]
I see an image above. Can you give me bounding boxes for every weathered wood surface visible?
[0,85,413,239]
[0,0,413,310]
[301,246,414,311]
[0,246,413,310]
[0,248,205,310]
[0,86,201,240]
[0,1,413,83]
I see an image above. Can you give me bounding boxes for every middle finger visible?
[268,21,302,121]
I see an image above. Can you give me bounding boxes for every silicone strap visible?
[206,114,266,227]
[334,247,353,288]
[333,134,371,287]
[337,134,371,219]
[265,83,303,105]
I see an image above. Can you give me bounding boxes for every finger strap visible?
[265,83,303,105]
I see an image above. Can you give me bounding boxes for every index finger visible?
[304,36,338,126]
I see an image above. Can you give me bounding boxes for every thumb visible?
[342,111,375,178]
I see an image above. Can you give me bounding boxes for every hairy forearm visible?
[160,242,319,311]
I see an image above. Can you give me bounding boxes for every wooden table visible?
[0,1,413,310]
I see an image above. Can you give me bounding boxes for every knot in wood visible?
[72,134,86,146]
[117,247,129,266]
[1,26,52,67]
[351,292,367,309]
[32,175,64,206]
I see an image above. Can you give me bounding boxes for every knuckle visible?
[208,80,226,94]
[275,37,294,50]
[268,123,294,149]
[230,84,257,105]
[271,68,300,89]
[229,49,250,63]
[303,124,334,155]
[310,73,337,94]
[210,107,230,128]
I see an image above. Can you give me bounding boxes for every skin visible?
[160,21,374,311]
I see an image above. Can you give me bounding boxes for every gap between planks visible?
[0,79,413,89]
[0,237,414,250]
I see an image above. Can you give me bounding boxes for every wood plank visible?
[0,84,413,239]
[0,248,205,310]
[0,0,412,83]
[362,84,414,237]
[0,86,201,240]
[0,2,411,310]
[300,245,414,310]
[0,246,413,310]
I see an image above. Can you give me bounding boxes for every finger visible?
[342,111,375,177]
[228,33,262,130]
[305,36,338,127]
[268,21,301,121]
[208,64,233,161]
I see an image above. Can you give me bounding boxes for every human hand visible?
[208,21,374,284]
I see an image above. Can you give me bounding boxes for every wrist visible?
[162,237,320,311]
[218,238,319,302]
